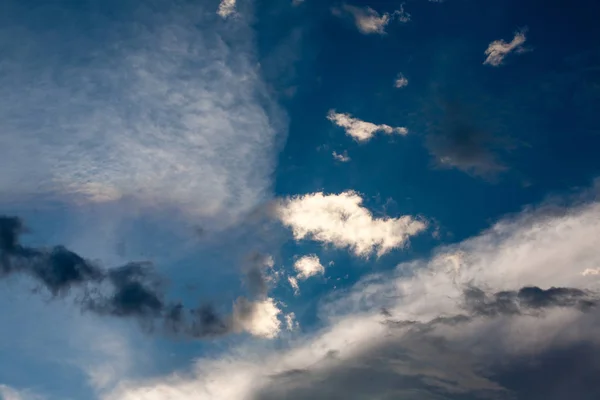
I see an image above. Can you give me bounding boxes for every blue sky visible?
[1,0,600,399]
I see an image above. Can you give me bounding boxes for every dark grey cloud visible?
[0,215,234,338]
[425,100,510,179]
[254,285,600,400]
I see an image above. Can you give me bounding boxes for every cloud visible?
[394,72,409,88]
[333,4,410,35]
[103,186,600,400]
[0,1,283,230]
[294,255,325,280]
[425,100,509,178]
[275,191,427,257]
[217,0,237,18]
[0,215,285,340]
[484,29,528,66]
[327,110,408,142]
[332,151,351,162]
[0,385,43,400]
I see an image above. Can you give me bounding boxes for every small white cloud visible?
[327,110,408,142]
[288,276,300,295]
[0,384,43,400]
[394,72,409,88]
[332,150,351,162]
[335,4,410,35]
[217,0,237,18]
[276,191,426,257]
[233,297,282,339]
[582,268,600,276]
[484,29,528,66]
[285,312,299,331]
[294,254,325,280]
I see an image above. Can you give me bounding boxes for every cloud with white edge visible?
[327,110,408,142]
[484,29,528,66]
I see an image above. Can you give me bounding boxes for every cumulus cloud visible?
[327,110,408,142]
[332,150,351,162]
[102,186,600,400]
[394,72,409,88]
[333,4,410,35]
[0,1,283,230]
[275,191,426,257]
[484,29,528,66]
[294,254,325,280]
[217,0,237,18]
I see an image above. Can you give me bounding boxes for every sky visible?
[1,0,600,399]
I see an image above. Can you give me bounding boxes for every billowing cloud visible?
[394,72,409,88]
[333,4,410,35]
[102,186,600,400]
[327,110,408,142]
[294,254,325,280]
[0,1,283,230]
[484,29,528,66]
[332,150,351,162]
[217,0,237,18]
[275,191,426,256]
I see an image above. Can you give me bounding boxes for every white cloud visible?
[0,2,283,230]
[327,110,408,142]
[394,72,409,88]
[484,29,528,66]
[294,254,325,280]
[332,150,351,162]
[335,4,410,35]
[217,0,237,18]
[288,276,300,295]
[275,191,426,256]
[285,313,299,331]
[233,297,282,339]
[103,190,600,400]
[582,268,600,276]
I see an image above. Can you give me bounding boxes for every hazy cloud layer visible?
[102,188,600,400]
[327,110,408,142]
[275,191,426,257]
[0,1,283,230]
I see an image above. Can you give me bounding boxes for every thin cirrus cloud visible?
[333,4,410,35]
[332,150,351,162]
[102,184,600,400]
[275,191,427,257]
[484,28,528,66]
[0,384,43,400]
[0,1,284,230]
[327,110,408,142]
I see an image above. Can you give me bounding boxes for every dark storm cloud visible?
[425,100,510,178]
[0,215,233,338]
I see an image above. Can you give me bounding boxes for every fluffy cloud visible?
[327,110,408,142]
[333,4,410,35]
[394,72,409,88]
[294,254,325,280]
[332,150,351,162]
[0,1,283,230]
[217,0,237,18]
[232,297,282,339]
[102,187,600,400]
[275,191,426,256]
[484,29,528,66]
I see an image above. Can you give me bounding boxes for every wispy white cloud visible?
[217,0,237,18]
[333,4,410,35]
[103,188,600,400]
[0,384,44,400]
[332,150,351,162]
[484,29,528,66]
[327,110,408,142]
[0,2,284,230]
[275,191,426,257]
[394,72,409,88]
